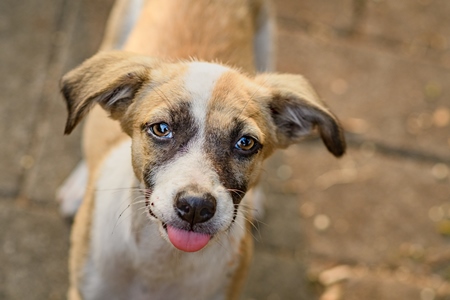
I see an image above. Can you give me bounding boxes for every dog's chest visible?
[127,233,241,300]
[83,140,245,300]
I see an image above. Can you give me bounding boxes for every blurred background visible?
[0,0,449,299]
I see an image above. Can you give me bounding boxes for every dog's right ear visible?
[61,51,160,134]
[255,73,346,157]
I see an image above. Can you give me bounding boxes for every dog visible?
[59,0,346,299]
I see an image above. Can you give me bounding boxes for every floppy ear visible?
[255,73,346,157]
[61,51,160,134]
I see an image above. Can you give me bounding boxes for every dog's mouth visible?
[145,194,213,252]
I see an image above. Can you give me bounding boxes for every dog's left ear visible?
[255,73,346,157]
[61,51,160,134]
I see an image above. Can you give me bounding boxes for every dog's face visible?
[62,51,345,252]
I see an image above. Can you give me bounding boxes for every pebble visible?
[299,202,316,218]
[314,214,331,231]
[320,284,342,300]
[433,107,450,127]
[431,163,448,180]
[319,265,352,286]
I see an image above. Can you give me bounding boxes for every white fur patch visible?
[91,139,137,266]
[183,62,229,130]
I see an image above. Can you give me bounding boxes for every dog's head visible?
[62,51,345,252]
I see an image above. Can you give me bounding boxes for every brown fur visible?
[62,0,345,299]
[125,0,260,72]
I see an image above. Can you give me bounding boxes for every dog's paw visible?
[56,160,88,220]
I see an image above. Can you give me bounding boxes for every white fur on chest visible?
[82,139,246,300]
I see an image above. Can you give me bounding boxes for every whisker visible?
[152,86,176,111]
[95,186,144,193]
[229,215,260,243]
[111,203,132,235]
[238,216,261,242]
[216,188,264,236]
[240,213,260,233]
[109,189,153,235]
[213,232,227,250]
[226,188,246,195]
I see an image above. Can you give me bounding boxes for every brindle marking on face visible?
[204,119,251,204]
[142,101,198,188]
[202,72,274,205]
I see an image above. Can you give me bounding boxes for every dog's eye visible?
[148,122,173,138]
[235,136,256,151]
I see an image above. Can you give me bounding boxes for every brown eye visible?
[149,122,173,138]
[235,136,256,151]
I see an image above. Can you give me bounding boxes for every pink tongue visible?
[167,226,211,252]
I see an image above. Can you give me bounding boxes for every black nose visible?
[175,193,217,226]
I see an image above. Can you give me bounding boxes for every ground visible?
[0,0,449,299]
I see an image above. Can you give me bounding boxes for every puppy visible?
[60,0,346,299]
